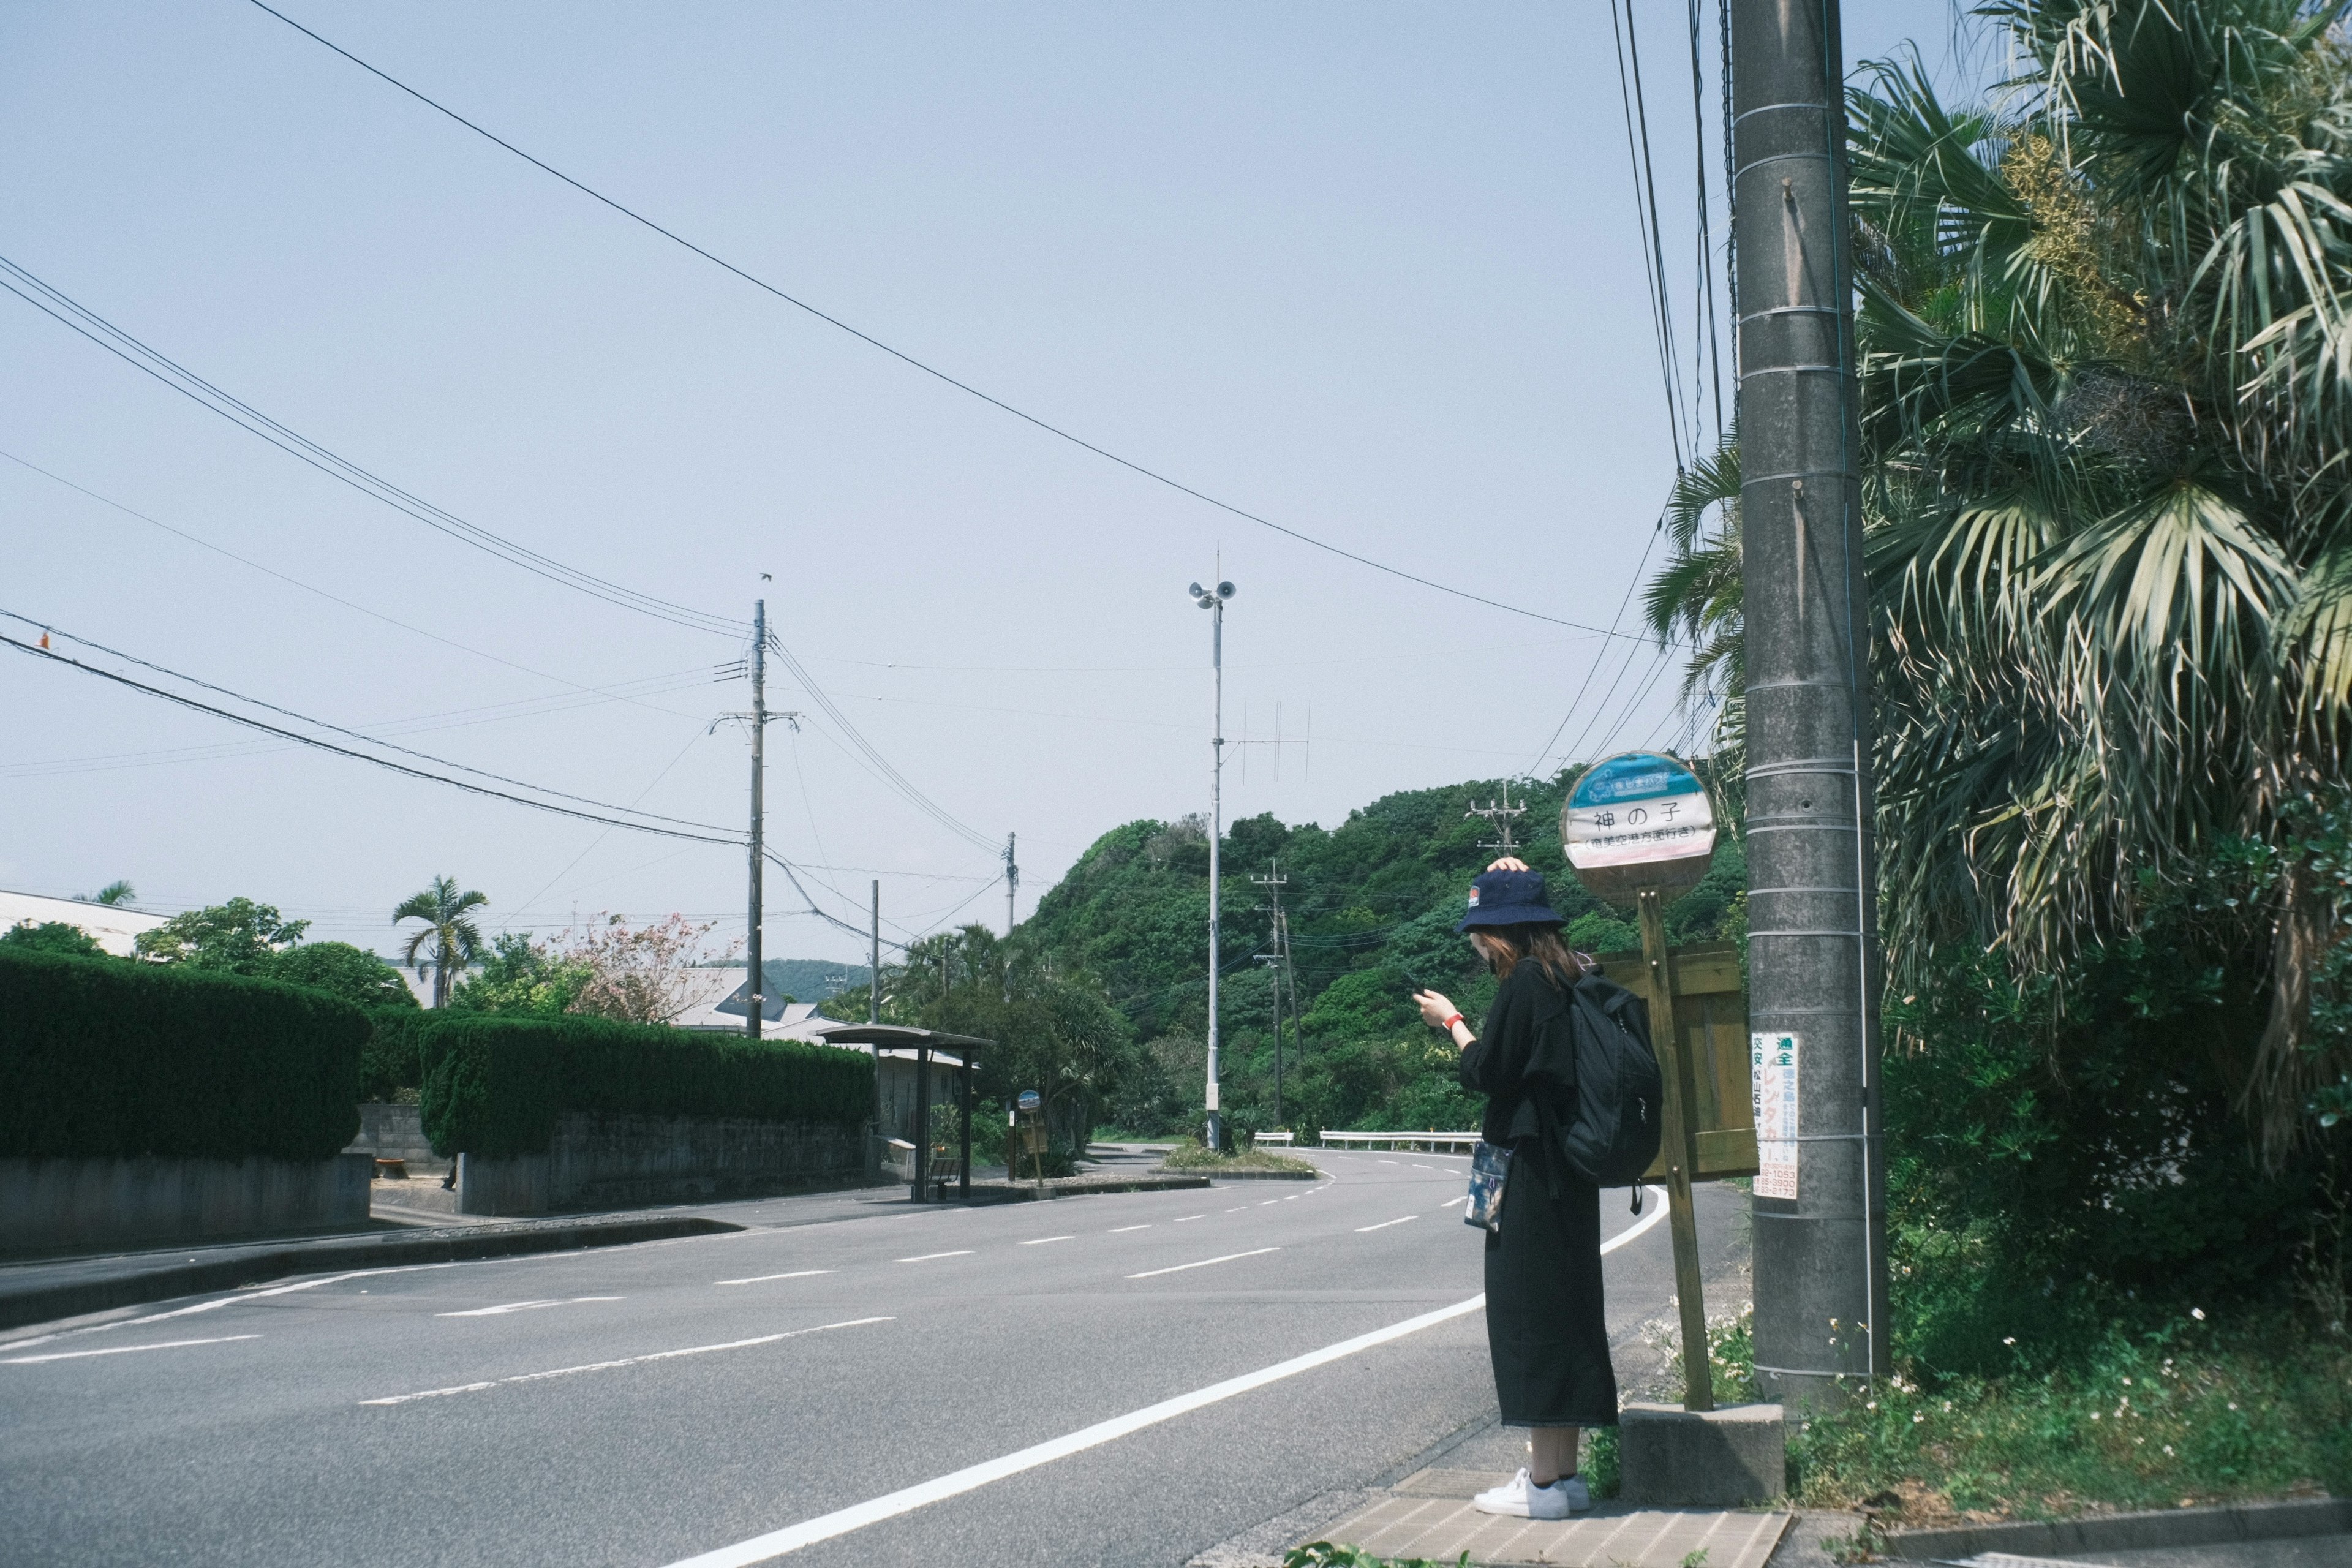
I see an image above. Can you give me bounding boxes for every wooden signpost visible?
[1562,752,1752,1414]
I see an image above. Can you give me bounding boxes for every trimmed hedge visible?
[0,948,367,1161]
[359,1006,432,1102]
[418,1013,873,1158]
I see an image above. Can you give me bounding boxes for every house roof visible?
[0,888,168,958]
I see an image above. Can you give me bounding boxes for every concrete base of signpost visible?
[1618,1401,1786,1507]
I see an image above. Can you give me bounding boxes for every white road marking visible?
[1108,1225,1150,1234]
[717,1271,832,1286]
[1376,1159,1399,1165]
[1412,1164,1434,1170]
[894,1251,974,1263]
[1258,1200,1278,1207]
[1603,1189,1672,1254]
[3,1334,260,1365]
[1173,1215,1204,1223]
[1017,1236,1074,1246]
[2,1260,479,1350]
[1441,1196,1467,1208]
[1283,1194,1301,1200]
[1223,1206,1248,1213]
[1126,1247,1280,1280]
[361,1317,891,1406]
[1356,1215,1418,1233]
[437,1296,620,1317]
[655,1295,1488,1568]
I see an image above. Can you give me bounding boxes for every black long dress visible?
[1456,960,1621,1429]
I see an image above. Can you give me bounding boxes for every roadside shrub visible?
[417,1012,873,1158]
[0,946,366,1161]
[1,921,110,959]
[360,1006,434,1102]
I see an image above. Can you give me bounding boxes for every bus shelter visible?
[813,1023,993,1203]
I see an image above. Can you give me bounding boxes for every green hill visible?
[1023,767,1744,1137]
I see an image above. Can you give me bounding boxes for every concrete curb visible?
[963,1175,1214,1202]
[1189,1167,1322,1182]
[0,1213,742,1332]
[1884,1494,2349,1560]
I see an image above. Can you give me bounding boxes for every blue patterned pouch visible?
[1464,1139,1512,1233]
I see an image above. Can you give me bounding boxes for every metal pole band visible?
[1735,149,1834,180]
[1733,101,1835,124]
[1748,927,1867,938]
[1743,679,1859,694]
[1740,469,1858,486]
[1746,885,1861,896]
[1739,304,1842,322]
[1745,758,1858,778]
[1741,364,1844,377]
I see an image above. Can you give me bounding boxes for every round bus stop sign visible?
[1016,1090,1041,1114]
[1561,750,1717,902]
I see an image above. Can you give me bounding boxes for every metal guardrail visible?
[1314,1131,1480,1153]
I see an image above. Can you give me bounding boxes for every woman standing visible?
[1412,860,1619,1519]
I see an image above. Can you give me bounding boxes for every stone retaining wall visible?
[0,1152,374,1254]
[344,1102,443,1172]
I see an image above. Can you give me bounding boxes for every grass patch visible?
[1159,1139,1318,1175]
[1635,1300,2349,1523]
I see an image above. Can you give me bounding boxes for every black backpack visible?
[1553,972,1664,1197]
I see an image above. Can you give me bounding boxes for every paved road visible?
[1,1150,1749,1568]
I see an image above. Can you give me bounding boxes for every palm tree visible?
[394,876,489,1008]
[1642,0,2352,1158]
[80,880,136,906]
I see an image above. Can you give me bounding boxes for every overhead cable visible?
[3,631,745,845]
[244,0,1654,643]
[3,612,735,834]
[0,255,742,639]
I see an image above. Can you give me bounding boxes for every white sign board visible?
[1564,752,1717,872]
[1751,1031,1800,1200]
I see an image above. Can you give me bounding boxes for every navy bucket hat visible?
[1457,867,1566,932]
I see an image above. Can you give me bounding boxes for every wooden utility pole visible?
[1731,0,1890,1400]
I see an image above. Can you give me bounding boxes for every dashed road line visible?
[1017,1236,1075,1246]
[3,1334,260,1365]
[1126,1248,1280,1280]
[1355,1215,1419,1233]
[895,1251,974,1264]
[1109,1225,1150,1234]
[717,1270,832,1286]
[360,1317,892,1407]
[1173,1215,1204,1223]
[437,1296,621,1317]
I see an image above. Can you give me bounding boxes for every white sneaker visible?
[1471,1468,1590,1518]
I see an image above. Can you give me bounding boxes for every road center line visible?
[360,1317,891,1406]
[1440,1196,1467,1208]
[894,1251,974,1263]
[1126,1247,1280,1280]
[717,1271,832,1286]
[1108,1225,1150,1233]
[656,1295,1486,1568]
[1356,1215,1418,1232]
[1017,1236,1074,1246]
[1172,1215,1204,1223]
[3,1334,260,1365]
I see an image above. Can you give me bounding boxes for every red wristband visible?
[1441,1012,1464,1032]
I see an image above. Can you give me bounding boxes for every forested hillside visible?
[1023,768,1744,1137]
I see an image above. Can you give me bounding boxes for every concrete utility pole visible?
[1003,832,1019,937]
[1253,861,1289,1129]
[746,598,767,1040]
[1189,575,1236,1148]
[1731,0,1890,1402]
[869,880,881,1025]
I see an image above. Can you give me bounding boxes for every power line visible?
[4,612,736,834]
[0,446,714,722]
[0,254,742,639]
[3,630,746,845]
[243,0,1658,644]
[761,633,998,856]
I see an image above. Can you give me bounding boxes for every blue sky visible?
[1,1,1983,962]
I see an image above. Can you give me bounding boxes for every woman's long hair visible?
[1469,922,1588,989]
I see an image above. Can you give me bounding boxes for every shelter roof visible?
[812,1023,993,1052]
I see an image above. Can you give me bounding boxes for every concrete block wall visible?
[344,1102,444,1171]
[0,1152,374,1254]
[456,1110,865,1216]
